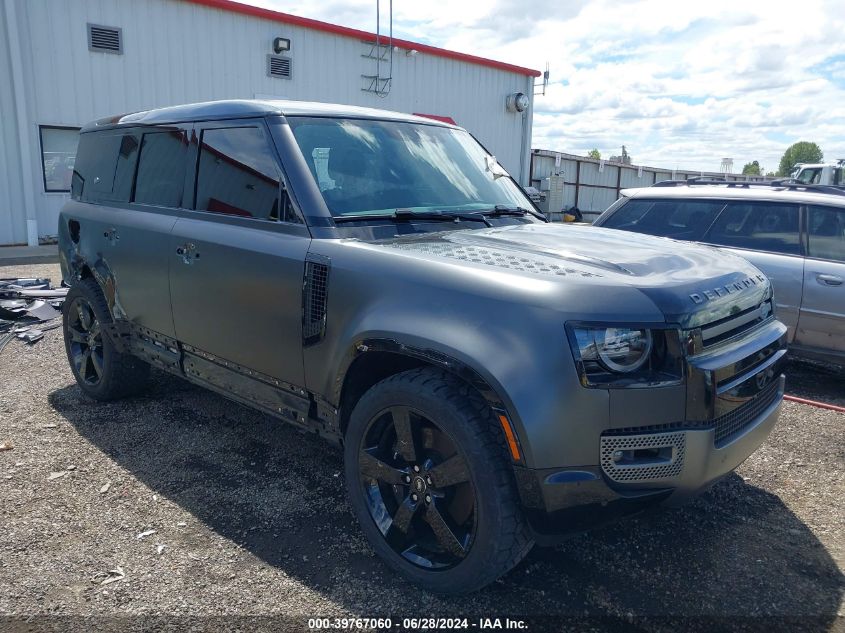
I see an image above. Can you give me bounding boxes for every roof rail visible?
[651,178,845,197]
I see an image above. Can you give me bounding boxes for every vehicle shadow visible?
[49,371,844,624]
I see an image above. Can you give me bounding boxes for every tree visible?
[742,160,761,176]
[765,171,776,177]
[587,148,601,160]
[777,142,823,176]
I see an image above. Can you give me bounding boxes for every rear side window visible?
[72,133,115,201]
[133,130,187,207]
[72,132,135,203]
[807,205,845,262]
[195,127,281,220]
[705,202,801,255]
[601,199,725,241]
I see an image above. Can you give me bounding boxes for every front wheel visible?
[344,368,533,594]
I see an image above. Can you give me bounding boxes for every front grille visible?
[700,299,773,348]
[600,432,686,483]
[604,377,781,451]
[714,379,780,446]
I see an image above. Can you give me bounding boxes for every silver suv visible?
[596,180,845,366]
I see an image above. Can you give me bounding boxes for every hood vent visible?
[303,257,329,344]
[267,55,292,79]
[88,24,122,54]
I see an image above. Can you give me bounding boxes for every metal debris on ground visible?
[91,566,126,586]
[136,529,157,540]
[0,278,68,352]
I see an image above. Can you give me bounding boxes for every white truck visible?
[792,160,845,186]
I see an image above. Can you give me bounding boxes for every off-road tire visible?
[344,367,534,594]
[62,277,150,400]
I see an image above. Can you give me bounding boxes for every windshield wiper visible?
[333,210,492,226]
[478,205,547,221]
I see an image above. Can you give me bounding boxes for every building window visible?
[39,126,80,193]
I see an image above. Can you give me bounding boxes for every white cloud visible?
[249,0,845,172]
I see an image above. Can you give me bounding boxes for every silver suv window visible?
[807,205,845,262]
[599,199,726,240]
[705,202,801,255]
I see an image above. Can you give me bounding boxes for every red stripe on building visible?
[181,0,542,78]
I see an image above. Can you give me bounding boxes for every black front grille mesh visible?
[303,261,328,344]
[714,379,780,446]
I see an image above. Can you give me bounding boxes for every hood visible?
[377,223,771,327]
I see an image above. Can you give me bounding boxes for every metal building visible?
[0,0,539,246]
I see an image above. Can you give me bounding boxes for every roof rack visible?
[651,177,845,197]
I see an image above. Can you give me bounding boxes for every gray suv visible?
[595,180,845,366]
[59,100,787,593]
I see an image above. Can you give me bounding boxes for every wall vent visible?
[87,24,123,54]
[302,258,329,344]
[267,54,292,79]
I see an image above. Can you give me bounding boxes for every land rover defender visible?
[59,100,787,593]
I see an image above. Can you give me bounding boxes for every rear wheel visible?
[62,278,150,400]
[344,368,533,593]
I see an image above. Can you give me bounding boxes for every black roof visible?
[81,99,456,132]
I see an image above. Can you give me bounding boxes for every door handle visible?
[816,273,843,286]
[176,242,198,264]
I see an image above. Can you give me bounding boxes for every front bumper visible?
[516,318,788,539]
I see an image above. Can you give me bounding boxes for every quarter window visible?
[39,126,80,193]
[705,202,801,255]
[807,205,845,262]
[600,199,726,241]
[195,127,283,220]
[71,132,129,203]
[133,131,187,207]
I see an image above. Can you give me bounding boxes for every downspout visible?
[4,0,38,246]
[519,74,534,186]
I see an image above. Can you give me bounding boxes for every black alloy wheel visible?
[358,405,476,569]
[66,296,105,386]
[62,277,150,401]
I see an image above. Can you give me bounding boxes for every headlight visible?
[567,324,683,388]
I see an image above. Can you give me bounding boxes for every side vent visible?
[267,54,292,79]
[87,24,123,54]
[303,257,329,344]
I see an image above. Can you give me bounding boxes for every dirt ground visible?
[1,263,843,631]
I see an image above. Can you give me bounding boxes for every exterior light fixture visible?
[273,37,291,54]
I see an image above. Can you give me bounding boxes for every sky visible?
[250,0,845,174]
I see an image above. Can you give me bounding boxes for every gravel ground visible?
[1,263,843,631]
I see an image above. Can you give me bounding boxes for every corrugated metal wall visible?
[530,150,771,222]
[0,0,534,245]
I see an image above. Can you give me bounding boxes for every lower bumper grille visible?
[599,432,686,483]
[714,379,780,446]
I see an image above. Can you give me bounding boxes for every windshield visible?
[287,117,533,218]
[795,167,822,184]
